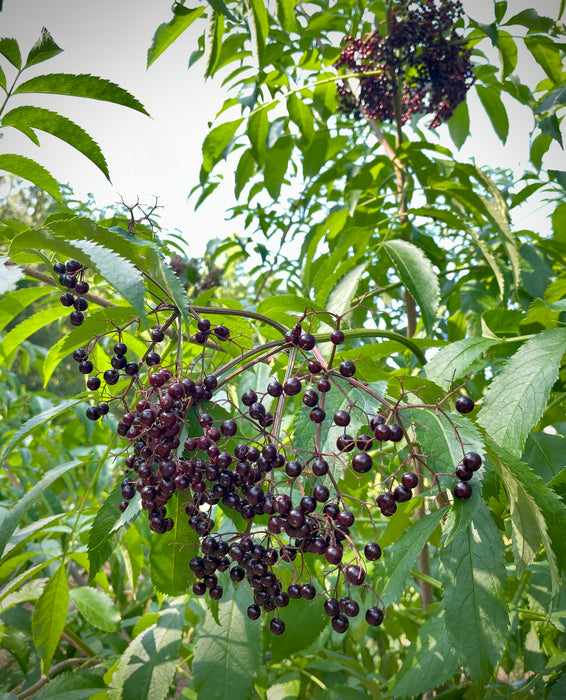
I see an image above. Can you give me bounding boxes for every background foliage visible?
[1,1,566,699]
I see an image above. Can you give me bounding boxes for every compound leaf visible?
[0,37,21,68]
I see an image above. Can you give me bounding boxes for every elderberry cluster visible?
[53,259,90,326]
[334,0,475,128]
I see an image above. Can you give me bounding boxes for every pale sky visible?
[0,1,563,256]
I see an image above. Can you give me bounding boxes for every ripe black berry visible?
[86,376,101,390]
[310,407,326,423]
[214,325,230,339]
[145,351,161,367]
[334,410,350,427]
[298,332,316,350]
[74,280,89,295]
[301,583,316,600]
[86,405,101,421]
[270,618,285,635]
[324,597,340,617]
[374,424,392,442]
[151,328,165,343]
[339,360,356,377]
[336,434,355,452]
[114,342,128,356]
[302,389,319,407]
[283,378,301,396]
[242,389,258,406]
[331,614,349,633]
[389,424,404,442]
[401,472,419,489]
[454,481,473,499]
[455,395,475,414]
[313,484,330,502]
[317,377,331,392]
[73,297,88,311]
[267,380,283,397]
[60,292,74,307]
[79,360,94,374]
[455,465,473,481]
[53,261,66,274]
[69,310,84,326]
[66,259,82,273]
[352,452,373,474]
[331,329,345,345]
[365,606,384,626]
[344,564,365,586]
[247,604,261,620]
[103,369,120,385]
[312,458,329,476]
[463,452,482,471]
[364,542,382,561]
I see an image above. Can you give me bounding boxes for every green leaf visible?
[32,562,69,672]
[497,29,517,78]
[0,286,54,333]
[535,82,566,116]
[389,613,460,698]
[69,587,120,633]
[25,27,63,68]
[9,228,148,326]
[14,73,148,115]
[488,443,566,592]
[0,303,70,363]
[205,0,238,21]
[505,9,554,32]
[440,497,509,687]
[287,93,314,144]
[0,37,21,68]
[523,432,566,482]
[264,135,293,199]
[203,11,224,78]
[424,337,500,388]
[277,0,298,32]
[325,262,367,317]
[412,409,485,474]
[149,492,199,595]
[193,584,262,700]
[247,106,272,165]
[377,508,446,608]
[247,0,269,67]
[144,247,191,325]
[0,63,5,90]
[476,84,509,144]
[0,458,81,557]
[202,118,243,175]
[383,239,440,334]
[525,36,564,83]
[111,605,185,700]
[0,154,62,201]
[2,106,109,179]
[477,328,566,455]
[147,7,205,67]
[34,671,106,699]
[88,481,141,582]
[235,148,257,198]
[265,597,326,663]
[447,100,470,149]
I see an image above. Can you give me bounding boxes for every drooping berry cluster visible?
[53,259,90,326]
[334,0,475,128]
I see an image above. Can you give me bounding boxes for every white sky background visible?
[0,0,563,257]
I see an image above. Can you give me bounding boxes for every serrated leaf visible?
[9,228,148,326]
[2,106,109,178]
[203,11,224,78]
[33,671,106,699]
[277,0,298,32]
[477,328,566,455]
[32,562,69,671]
[25,27,63,68]
[144,247,190,325]
[0,37,21,68]
[69,587,120,632]
[193,584,262,700]
[476,84,509,144]
[88,481,141,582]
[488,443,566,593]
[14,73,148,115]
[325,262,366,317]
[0,154,62,201]
[525,36,564,83]
[0,303,70,363]
[440,497,509,687]
[247,0,269,67]
[412,409,485,475]
[150,492,199,595]
[111,606,184,700]
[383,240,440,334]
[147,7,205,67]
[0,281,56,326]
[523,432,566,482]
[377,508,446,608]
[388,613,460,698]
[424,337,500,388]
[0,459,81,557]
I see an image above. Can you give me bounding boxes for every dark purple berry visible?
[401,472,419,489]
[352,452,372,473]
[344,564,365,586]
[463,452,482,471]
[283,378,302,396]
[339,360,356,377]
[270,618,285,635]
[364,542,382,561]
[60,292,74,307]
[331,614,349,633]
[365,606,384,626]
[331,329,345,345]
[86,376,101,390]
[454,481,473,499]
[455,396,475,414]
[69,310,84,326]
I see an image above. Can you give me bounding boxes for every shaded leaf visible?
[447,100,470,149]
[523,432,566,482]
[0,285,54,334]
[476,84,509,144]
[388,613,460,697]
[34,672,106,699]
[0,304,70,363]
[287,92,314,144]
[325,262,366,317]
[111,605,185,700]
[488,443,566,592]
[203,11,224,78]
[440,497,509,687]
[150,492,199,595]
[0,458,81,557]
[2,106,109,179]
[193,584,262,700]
[69,587,120,633]
[264,135,293,199]
[383,239,440,334]
[14,73,148,115]
[377,508,446,608]
[88,481,141,582]
[202,118,243,175]
[25,27,63,68]
[147,7,205,67]
[31,562,69,671]
[0,154,62,201]
[477,328,566,455]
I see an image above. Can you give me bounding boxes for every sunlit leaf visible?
[0,154,62,201]
[147,7,206,67]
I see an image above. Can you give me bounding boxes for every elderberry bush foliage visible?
[335,0,475,127]
[79,291,483,637]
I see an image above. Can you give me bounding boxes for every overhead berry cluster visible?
[334,0,475,128]
[57,257,483,636]
[53,259,90,326]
